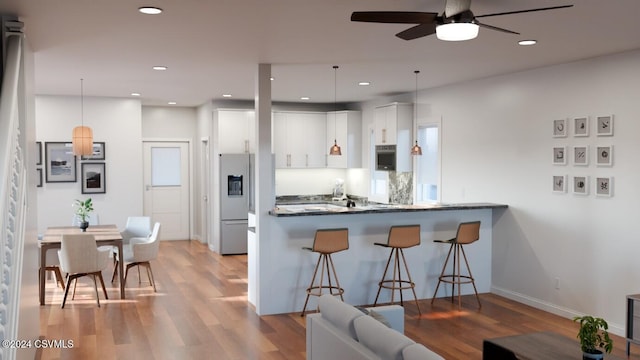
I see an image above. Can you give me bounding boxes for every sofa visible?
[306,294,444,360]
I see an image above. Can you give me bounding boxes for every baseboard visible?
[491,286,625,337]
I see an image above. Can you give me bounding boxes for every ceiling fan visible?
[351,0,573,41]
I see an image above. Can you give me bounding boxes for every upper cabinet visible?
[326,111,362,169]
[217,109,255,153]
[374,103,412,146]
[273,111,326,168]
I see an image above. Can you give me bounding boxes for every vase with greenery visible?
[73,198,93,231]
[573,315,613,360]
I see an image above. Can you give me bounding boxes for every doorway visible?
[143,141,191,240]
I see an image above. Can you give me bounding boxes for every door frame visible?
[142,138,194,240]
[200,137,211,246]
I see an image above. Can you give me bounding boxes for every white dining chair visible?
[112,222,161,292]
[120,216,151,245]
[57,233,111,308]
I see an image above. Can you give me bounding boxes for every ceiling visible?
[2,0,640,107]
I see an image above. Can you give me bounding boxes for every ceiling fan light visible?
[436,22,479,41]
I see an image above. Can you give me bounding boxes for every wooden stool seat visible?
[431,221,482,309]
[373,225,421,315]
[301,228,349,316]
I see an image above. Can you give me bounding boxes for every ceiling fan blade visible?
[445,0,472,18]
[351,11,437,24]
[474,4,573,19]
[476,21,520,35]
[395,23,437,40]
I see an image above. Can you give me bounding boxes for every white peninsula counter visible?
[249,202,507,315]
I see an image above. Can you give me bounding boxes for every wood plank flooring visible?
[37,240,636,359]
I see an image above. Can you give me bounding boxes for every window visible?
[415,125,440,203]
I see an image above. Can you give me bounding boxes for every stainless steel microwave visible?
[376,145,396,171]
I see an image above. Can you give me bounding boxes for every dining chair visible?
[112,222,161,292]
[57,233,110,308]
[120,216,151,245]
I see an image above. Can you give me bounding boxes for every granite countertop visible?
[269,202,508,217]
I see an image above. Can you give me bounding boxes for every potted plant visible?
[573,315,613,360]
[73,198,93,232]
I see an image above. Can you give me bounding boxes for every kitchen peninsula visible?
[249,200,507,315]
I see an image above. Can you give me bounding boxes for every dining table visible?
[39,224,125,305]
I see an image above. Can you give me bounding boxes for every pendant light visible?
[411,70,422,156]
[72,78,93,156]
[329,65,342,156]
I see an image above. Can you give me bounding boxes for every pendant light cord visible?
[80,78,84,127]
[334,65,338,141]
[414,70,419,143]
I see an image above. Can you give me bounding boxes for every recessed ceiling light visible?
[300,97,310,100]
[518,39,537,46]
[153,66,167,71]
[168,101,177,105]
[358,82,371,86]
[138,7,163,15]
[270,77,275,81]
[222,94,232,98]
[131,92,141,97]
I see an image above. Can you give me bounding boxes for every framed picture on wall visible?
[596,145,613,166]
[552,175,567,193]
[573,117,589,137]
[596,115,613,136]
[81,142,106,161]
[595,177,613,197]
[81,162,106,194]
[572,176,589,195]
[36,168,43,187]
[573,145,589,166]
[552,119,567,138]
[36,141,42,165]
[552,146,567,165]
[44,142,76,183]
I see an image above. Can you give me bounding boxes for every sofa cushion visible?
[318,294,364,340]
[402,343,444,360]
[353,314,415,360]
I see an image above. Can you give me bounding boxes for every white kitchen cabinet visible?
[326,111,362,168]
[272,111,326,168]
[217,109,255,153]
[375,103,413,172]
[374,103,412,146]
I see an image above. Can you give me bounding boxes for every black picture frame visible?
[44,142,77,183]
[36,168,43,187]
[36,141,42,165]
[81,142,106,161]
[81,162,106,194]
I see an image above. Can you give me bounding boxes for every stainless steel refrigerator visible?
[219,153,253,255]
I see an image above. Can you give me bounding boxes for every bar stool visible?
[431,221,482,308]
[301,228,349,316]
[373,225,421,315]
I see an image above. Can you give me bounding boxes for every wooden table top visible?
[42,224,122,243]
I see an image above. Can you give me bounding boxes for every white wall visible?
[36,96,143,232]
[359,49,640,335]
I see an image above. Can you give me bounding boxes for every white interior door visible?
[143,141,190,240]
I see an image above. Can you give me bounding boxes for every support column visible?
[253,64,274,315]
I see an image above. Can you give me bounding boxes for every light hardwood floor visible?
[38,240,635,359]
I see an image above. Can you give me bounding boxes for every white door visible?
[143,141,190,240]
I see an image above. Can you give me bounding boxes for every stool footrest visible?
[306,285,345,298]
[438,274,475,285]
[378,279,415,291]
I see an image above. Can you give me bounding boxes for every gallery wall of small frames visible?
[36,141,107,194]
[552,115,613,197]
